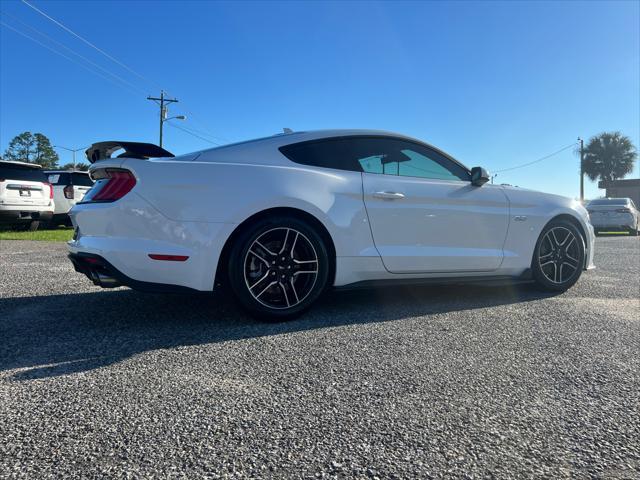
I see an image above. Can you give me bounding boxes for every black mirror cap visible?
[471,166,490,186]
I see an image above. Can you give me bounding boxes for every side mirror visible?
[471,166,490,186]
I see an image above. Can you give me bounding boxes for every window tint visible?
[72,173,94,186]
[280,136,470,181]
[279,138,358,171]
[0,164,48,182]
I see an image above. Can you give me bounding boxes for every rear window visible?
[47,172,70,185]
[0,164,48,182]
[588,198,628,206]
[71,173,94,186]
[45,172,94,186]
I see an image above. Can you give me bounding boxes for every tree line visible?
[1,132,89,170]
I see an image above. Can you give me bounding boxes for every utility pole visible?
[147,90,178,148]
[578,137,585,202]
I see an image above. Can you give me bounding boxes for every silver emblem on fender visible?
[514,215,528,222]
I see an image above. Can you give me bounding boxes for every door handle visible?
[373,191,405,200]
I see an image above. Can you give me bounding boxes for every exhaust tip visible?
[88,270,121,288]
[95,272,121,288]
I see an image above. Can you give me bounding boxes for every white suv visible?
[45,170,94,226]
[0,161,54,230]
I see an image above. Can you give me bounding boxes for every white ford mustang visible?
[68,130,595,320]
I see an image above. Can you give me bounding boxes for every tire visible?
[227,216,330,321]
[15,220,40,231]
[531,219,585,292]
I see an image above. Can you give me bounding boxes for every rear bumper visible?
[589,214,635,230]
[0,209,53,224]
[592,223,636,231]
[68,193,235,291]
[68,252,199,293]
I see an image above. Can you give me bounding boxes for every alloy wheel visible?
[537,226,581,284]
[243,227,319,309]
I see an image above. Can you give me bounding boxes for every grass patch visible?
[0,227,74,242]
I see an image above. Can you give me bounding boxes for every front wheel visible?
[532,220,585,291]
[227,216,330,321]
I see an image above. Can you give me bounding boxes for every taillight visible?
[63,184,74,199]
[44,182,54,199]
[81,169,136,203]
[616,208,631,213]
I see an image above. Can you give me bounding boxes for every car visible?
[0,160,54,231]
[44,170,94,226]
[68,131,596,320]
[586,197,639,235]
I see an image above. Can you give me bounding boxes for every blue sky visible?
[1,0,638,199]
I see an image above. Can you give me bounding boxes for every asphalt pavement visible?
[0,236,638,478]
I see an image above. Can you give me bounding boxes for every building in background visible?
[598,179,640,205]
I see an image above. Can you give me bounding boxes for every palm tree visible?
[582,132,637,183]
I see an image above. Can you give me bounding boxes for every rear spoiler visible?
[86,141,174,163]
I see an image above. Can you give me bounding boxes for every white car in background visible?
[587,197,639,235]
[68,131,596,320]
[0,160,54,231]
[45,170,94,226]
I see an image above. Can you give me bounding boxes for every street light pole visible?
[54,145,87,169]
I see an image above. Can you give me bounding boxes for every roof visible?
[0,160,43,169]
[205,129,418,151]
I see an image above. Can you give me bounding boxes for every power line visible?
[20,0,228,144]
[0,11,147,96]
[0,21,142,97]
[165,121,221,146]
[1,20,220,149]
[161,96,230,143]
[494,143,577,173]
[20,0,160,91]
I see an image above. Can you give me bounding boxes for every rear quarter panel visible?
[123,159,378,259]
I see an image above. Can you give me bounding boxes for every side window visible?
[279,136,470,181]
[355,138,470,181]
[279,139,360,171]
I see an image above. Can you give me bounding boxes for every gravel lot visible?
[0,237,638,479]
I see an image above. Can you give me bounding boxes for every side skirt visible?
[334,269,533,291]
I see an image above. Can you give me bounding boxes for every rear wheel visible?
[532,220,585,291]
[227,216,330,321]
[15,220,40,231]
